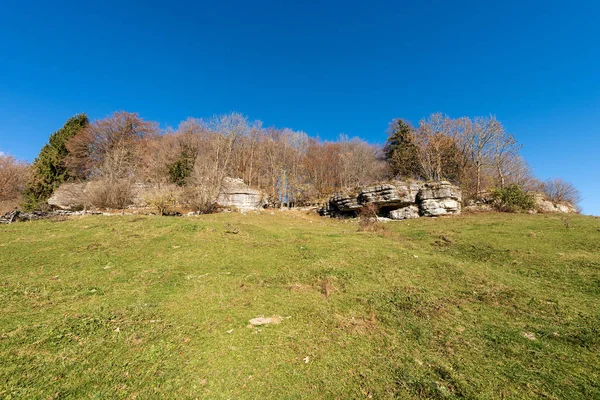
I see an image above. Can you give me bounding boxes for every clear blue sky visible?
[1,1,598,214]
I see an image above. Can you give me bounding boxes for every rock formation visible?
[47,182,88,210]
[216,178,267,210]
[319,181,462,219]
[389,205,420,220]
[533,194,577,214]
[417,182,462,216]
[47,178,267,211]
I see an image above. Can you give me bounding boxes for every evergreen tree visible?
[383,119,421,179]
[168,152,195,186]
[23,114,89,210]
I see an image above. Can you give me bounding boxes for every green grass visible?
[1,211,599,399]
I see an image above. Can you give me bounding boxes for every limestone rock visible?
[416,181,462,216]
[395,181,422,204]
[321,180,462,219]
[420,199,461,216]
[417,181,462,202]
[48,183,88,210]
[534,194,576,214]
[358,182,419,207]
[328,195,361,213]
[389,205,420,220]
[216,178,267,210]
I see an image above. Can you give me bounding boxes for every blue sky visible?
[1,1,598,214]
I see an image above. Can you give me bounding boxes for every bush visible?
[357,204,384,232]
[178,186,217,214]
[490,184,535,212]
[143,185,182,215]
[86,179,134,210]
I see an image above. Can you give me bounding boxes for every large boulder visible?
[48,182,88,210]
[216,178,267,210]
[48,181,155,210]
[358,182,421,207]
[417,181,462,203]
[389,205,420,220]
[420,199,461,216]
[534,194,577,214]
[417,181,462,216]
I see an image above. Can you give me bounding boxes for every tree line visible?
[0,111,580,214]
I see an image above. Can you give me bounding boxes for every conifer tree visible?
[383,119,421,179]
[23,114,89,210]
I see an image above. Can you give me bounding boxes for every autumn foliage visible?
[0,110,581,213]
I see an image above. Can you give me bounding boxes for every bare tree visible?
[460,115,504,197]
[490,131,521,189]
[414,113,461,182]
[184,113,245,212]
[0,155,30,212]
[65,111,160,209]
[66,111,159,180]
[338,135,386,189]
[543,178,581,205]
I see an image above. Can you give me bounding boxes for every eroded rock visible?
[389,205,420,220]
[216,178,267,210]
[420,199,461,216]
[48,183,88,210]
[534,194,576,214]
[417,181,462,203]
[320,180,462,219]
[328,195,361,213]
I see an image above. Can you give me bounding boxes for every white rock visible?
[389,205,420,220]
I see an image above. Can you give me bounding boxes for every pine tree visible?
[23,114,89,210]
[383,119,421,179]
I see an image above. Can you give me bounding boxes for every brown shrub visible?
[0,155,30,212]
[86,179,135,210]
[143,185,182,215]
[357,203,383,232]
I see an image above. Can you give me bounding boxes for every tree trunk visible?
[476,163,481,198]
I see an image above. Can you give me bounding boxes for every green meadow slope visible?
[1,212,598,399]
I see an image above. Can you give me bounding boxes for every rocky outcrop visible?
[417,182,462,216]
[357,182,420,208]
[47,178,267,212]
[533,194,577,214]
[216,178,267,210]
[320,181,462,219]
[417,181,462,204]
[48,181,155,210]
[328,195,362,213]
[420,199,461,216]
[48,183,88,210]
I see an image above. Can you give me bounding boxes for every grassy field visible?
[1,211,599,399]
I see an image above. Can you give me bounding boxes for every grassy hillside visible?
[1,211,598,399]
